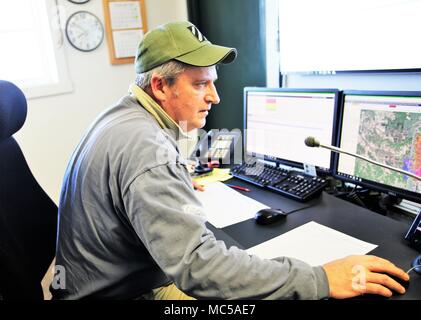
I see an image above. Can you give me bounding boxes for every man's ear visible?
[150,74,167,103]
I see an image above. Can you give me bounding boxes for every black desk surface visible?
[213,178,421,300]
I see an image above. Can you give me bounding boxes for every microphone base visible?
[332,181,402,216]
[379,194,402,212]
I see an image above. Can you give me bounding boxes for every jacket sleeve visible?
[123,161,330,300]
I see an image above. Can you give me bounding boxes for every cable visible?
[347,188,367,209]
[406,265,421,274]
[275,203,318,215]
[54,0,64,48]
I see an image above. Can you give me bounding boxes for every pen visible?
[226,184,250,192]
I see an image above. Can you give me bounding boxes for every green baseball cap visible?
[135,21,237,73]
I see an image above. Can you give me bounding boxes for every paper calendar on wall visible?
[102,0,148,65]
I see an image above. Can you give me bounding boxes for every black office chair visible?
[0,80,58,300]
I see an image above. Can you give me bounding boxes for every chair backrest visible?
[0,80,58,300]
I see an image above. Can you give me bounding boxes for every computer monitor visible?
[335,90,421,204]
[244,88,340,173]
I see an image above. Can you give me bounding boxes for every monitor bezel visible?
[243,87,340,174]
[333,90,421,204]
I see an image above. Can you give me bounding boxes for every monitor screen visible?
[244,88,339,172]
[278,0,421,74]
[335,91,421,203]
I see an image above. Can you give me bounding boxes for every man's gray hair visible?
[135,60,192,89]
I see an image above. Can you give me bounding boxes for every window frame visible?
[0,0,73,99]
[264,0,280,88]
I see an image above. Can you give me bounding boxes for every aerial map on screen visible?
[354,110,421,192]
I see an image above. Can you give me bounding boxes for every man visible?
[52,21,409,299]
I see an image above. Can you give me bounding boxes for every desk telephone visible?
[192,129,242,168]
[405,209,421,251]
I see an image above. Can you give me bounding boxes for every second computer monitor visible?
[244,88,340,172]
[335,90,421,203]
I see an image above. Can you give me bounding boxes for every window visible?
[0,0,72,99]
[264,0,280,87]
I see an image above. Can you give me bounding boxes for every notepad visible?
[195,182,267,227]
[192,168,233,186]
[247,221,377,266]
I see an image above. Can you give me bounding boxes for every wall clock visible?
[67,0,91,4]
[65,11,104,52]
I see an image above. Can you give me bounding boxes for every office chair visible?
[0,80,58,300]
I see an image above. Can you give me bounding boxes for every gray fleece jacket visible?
[52,92,329,299]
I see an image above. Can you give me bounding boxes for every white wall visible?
[15,0,188,203]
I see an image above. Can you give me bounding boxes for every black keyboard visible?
[230,163,327,202]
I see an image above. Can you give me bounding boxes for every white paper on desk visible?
[247,221,377,266]
[195,182,267,228]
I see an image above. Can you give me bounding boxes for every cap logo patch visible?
[188,26,206,42]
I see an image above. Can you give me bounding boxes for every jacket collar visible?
[129,84,190,140]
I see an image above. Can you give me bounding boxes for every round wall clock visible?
[65,11,104,52]
[67,0,91,4]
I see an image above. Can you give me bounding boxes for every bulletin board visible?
[102,0,148,65]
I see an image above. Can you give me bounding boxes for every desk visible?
[211,178,421,300]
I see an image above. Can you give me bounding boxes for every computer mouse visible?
[353,273,410,300]
[388,274,410,292]
[411,255,421,274]
[254,208,287,225]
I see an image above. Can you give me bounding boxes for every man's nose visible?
[206,82,220,105]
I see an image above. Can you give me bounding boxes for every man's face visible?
[161,66,220,132]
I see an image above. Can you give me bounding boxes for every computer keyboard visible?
[230,163,327,202]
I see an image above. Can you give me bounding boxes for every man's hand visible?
[192,180,205,191]
[323,255,409,298]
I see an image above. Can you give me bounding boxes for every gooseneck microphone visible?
[304,136,321,148]
[306,136,421,275]
[304,136,421,182]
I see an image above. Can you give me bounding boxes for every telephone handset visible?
[405,209,421,251]
[405,209,421,274]
[192,129,242,168]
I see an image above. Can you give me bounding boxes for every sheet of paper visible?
[109,1,142,30]
[195,182,267,228]
[112,29,143,58]
[192,168,233,186]
[247,221,377,266]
